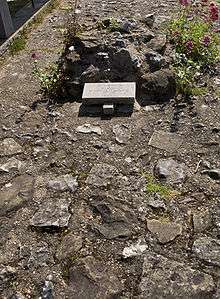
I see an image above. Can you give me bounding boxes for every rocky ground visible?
[0,0,220,298]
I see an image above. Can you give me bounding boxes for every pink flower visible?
[186,40,194,52]
[202,35,211,46]
[179,0,190,6]
[209,2,219,21]
[31,53,38,59]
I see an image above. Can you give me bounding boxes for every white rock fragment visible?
[76,124,102,135]
[122,239,148,258]
[48,174,78,192]
[0,157,23,173]
[113,124,131,144]
[69,46,75,51]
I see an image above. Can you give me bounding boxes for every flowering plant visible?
[168,0,219,95]
[32,53,63,98]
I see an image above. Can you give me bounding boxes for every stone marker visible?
[82,82,136,105]
[0,0,14,38]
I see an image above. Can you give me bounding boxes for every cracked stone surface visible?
[140,252,216,299]
[68,256,124,298]
[0,175,34,216]
[86,163,118,187]
[30,198,71,228]
[148,130,183,153]
[0,0,220,297]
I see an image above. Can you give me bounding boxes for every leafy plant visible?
[168,0,220,96]
[32,57,63,98]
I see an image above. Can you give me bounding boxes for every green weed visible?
[9,35,27,55]
[144,174,179,199]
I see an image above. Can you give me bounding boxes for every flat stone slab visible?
[82,82,136,105]
[148,130,183,153]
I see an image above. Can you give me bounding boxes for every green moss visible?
[191,86,208,96]
[9,35,27,55]
[144,174,179,199]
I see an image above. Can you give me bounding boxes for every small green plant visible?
[9,35,27,55]
[98,17,121,32]
[32,56,63,98]
[144,174,179,199]
[168,0,220,96]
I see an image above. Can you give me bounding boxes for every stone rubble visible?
[48,174,78,192]
[30,198,71,228]
[0,0,219,297]
[0,157,24,173]
[192,237,220,266]
[76,124,102,135]
[122,239,148,258]
[140,252,216,298]
[154,158,187,184]
[0,138,22,156]
[86,163,118,187]
[147,219,182,244]
[113,124,131,144]
[148,130,183,153]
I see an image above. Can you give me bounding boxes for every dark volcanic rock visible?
[0,175,34,216]
[154,158,187,184]
[139,252,215,298]
[140,69,176,103]
[94,221,132,239]
[73,35,102,54]
[111,48,136,73]
[192,237,220,266]
[79,65,101,83]
[145,50,165,71]
[201,169,220,180]
[68,256,123,298]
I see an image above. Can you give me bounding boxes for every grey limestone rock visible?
[139,252,215,298]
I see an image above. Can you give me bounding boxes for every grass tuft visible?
[9,35,27,55]
[144,174,179,199]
